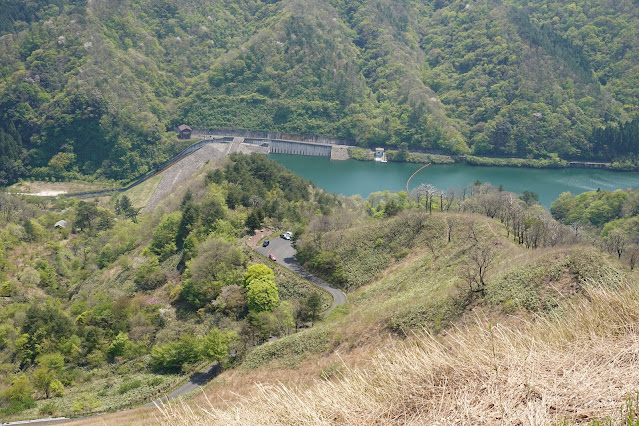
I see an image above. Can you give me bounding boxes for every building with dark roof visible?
[178,124,192,139]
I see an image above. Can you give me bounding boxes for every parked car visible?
[269,253,277,261]
[280,233,290,240]
[262,239,270,247]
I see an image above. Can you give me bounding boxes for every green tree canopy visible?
[243,264,275,287]
[246,278,280,313]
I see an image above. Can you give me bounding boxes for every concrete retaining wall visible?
[268,140,332,157]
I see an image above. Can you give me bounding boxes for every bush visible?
[150,334,201,373]
[147,377,163,387]
[135,257,167,291]
[0,280,17,297]
[117,379,142,394]
[39,401,57,416]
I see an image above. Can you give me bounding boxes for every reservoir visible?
[269,154,639,208]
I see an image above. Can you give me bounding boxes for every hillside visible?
[62,178,639,424]
[1,0,639,184]
[0,154,338,420]
[159,193,639,424]
[2,154,639,422]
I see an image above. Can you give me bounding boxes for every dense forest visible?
[0,0,638,184]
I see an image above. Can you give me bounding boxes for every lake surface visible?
[269,154,639,208]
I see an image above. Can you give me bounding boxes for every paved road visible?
[255,237,347,317]
[0,365,223,425]
[143,363,221,407]
[1,418,71,425]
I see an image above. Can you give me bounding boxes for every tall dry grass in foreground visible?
[159,276,639,425]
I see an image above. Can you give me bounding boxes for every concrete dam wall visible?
[245,139,333,157]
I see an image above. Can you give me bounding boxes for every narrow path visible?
[253,236,346,317]
[143,364,221,407]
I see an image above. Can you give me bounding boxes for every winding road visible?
[254,237,347,317]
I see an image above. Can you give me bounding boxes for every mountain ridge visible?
[0,0,638,185]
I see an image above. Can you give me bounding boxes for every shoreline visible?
[346,147,638,172]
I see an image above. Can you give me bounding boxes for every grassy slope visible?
[125,174,163,210]
[145,211,637,424]
[58,209,639,424]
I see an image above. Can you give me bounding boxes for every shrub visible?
[117,379,142,394]
[135,257,167,291]
[150,334,201,373]
[39,401,57,416]
[0,281,17,297]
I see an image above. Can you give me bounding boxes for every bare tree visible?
[627,244,639,270]
[468,241,498,295]
[605,228,627,258]
[444,187,456,211]
[467,222,480,244]
[414,184,438,214]
[445,216,454,243]
[249,195,264,209]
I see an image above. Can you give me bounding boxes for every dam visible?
[238,138,350,160]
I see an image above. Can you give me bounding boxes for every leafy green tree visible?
[117,195,132,216]
[134,257,167,291]
[107,332,130,359]
[181,279,224,309]
[306,291,322,325]
[273,301,296,335]
[149,211,181,260]
[0,280,17,297]
[200,328,236,361]
[183,237,246,301]
[243,264,275,287]
[75,202,98,232]
[96,244,116,269]
[383,200,401,217]
[520,191,540,205]
[200,196,227,230]
[176,191,199,249]
[246,278,279,313]
[96,209,115,231]
[395,142,409,162]
[37,353,64,373]
[33,367,63,399]
[245,211,262,231]
[1,374,35,413]
[150,334,201,373]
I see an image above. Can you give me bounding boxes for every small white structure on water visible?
[374,148,387,163]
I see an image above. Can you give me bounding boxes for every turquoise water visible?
[269,154,639,208]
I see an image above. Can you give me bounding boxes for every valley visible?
[1,0,639,423]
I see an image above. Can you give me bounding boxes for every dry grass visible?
[7,180,117,195]
[125,174,163,209]
[160,275,639,425]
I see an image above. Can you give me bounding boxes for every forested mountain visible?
[0,0,638,184]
